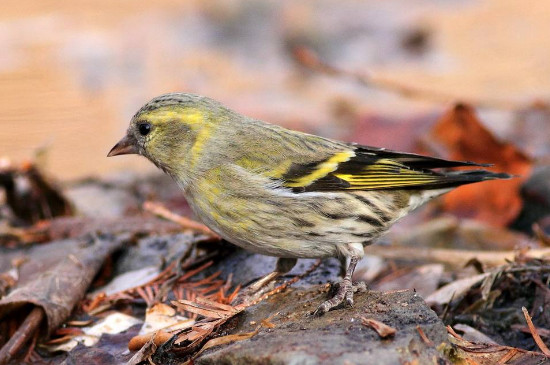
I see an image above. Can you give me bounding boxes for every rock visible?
[199,244,343,289]
[114,233,201,275]
[196,288,449,365]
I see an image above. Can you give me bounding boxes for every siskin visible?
[108,93,511,314]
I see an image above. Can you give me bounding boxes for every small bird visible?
[108,93,510,314]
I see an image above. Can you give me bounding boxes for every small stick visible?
[23,330,39,363]
[143,201,217,237]
[239,259,322,310]
[0,307,44,365]
[366,246,550,268]
[497,349,518,365]
[446,325,463,340]
[521,306,550,356]
[416,325,434,346]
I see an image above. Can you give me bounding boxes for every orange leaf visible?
[430,104,532,226]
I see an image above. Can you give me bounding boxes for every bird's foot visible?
[313,280,367,316]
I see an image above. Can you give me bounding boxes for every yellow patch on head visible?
[139,107,205,126]
[140,106,213,165]
[285,151,355,188]
[190,122,213,166]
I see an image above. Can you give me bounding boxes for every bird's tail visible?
[433,169,514,189]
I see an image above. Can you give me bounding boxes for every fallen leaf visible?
[194,329,259,358]
[126,334,158,365]
[447,325,549,364]
[44,312,143,352]
[126,303,194,351]
[361,317,397,338]
[0,235,127,336]
[0,163,72,224]
[139,303,193,335]
[429,104,532,226]
[425,272,491,306]
[128,330,174,352]
[453,324,498,345]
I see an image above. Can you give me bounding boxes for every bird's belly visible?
[191,204,344,258]
[185,188,403,259]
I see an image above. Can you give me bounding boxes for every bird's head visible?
[108,93,224,177]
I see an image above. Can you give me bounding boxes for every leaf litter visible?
[0,86,548,364]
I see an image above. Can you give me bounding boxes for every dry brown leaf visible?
[126,334,158,365]
[128,330,174,352]
[429,104,532,226]
[0,163,73,224]
[171,299,237,320]
[0,236,126,336]
[361,317,397,338]
[447,325,549,364]
[194,328,260,358]
[426,273,491,306]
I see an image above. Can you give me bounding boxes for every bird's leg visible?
[314,255,361,315]
[233,257,297,304]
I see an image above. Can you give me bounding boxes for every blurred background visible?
[0,0,549,181]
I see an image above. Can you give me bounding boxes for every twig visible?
[446,325,463,340]
[497,349,518,365]
[366,246,550,268]
[166,259,322,357]
[416,325,434,346]
[239,259,323,310]
[0,307,44,365]
[23,329,39,363]
[521,306,550,356]
[291,45,543,111]
[143,201,218,237]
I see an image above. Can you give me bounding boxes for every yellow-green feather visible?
[284,151,355,188]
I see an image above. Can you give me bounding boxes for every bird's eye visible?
[138,122,151,136]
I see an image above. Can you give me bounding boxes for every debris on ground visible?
[0,91,548,365]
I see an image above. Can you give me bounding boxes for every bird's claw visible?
[313,280,367,316]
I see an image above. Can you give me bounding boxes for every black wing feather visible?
[281,144,511,193]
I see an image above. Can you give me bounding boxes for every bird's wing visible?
[277,144,505,192]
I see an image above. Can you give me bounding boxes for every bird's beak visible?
[107,135,138,157]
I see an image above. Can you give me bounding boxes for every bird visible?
[108,93,511,314]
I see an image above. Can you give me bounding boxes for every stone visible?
[196,288,450,365]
